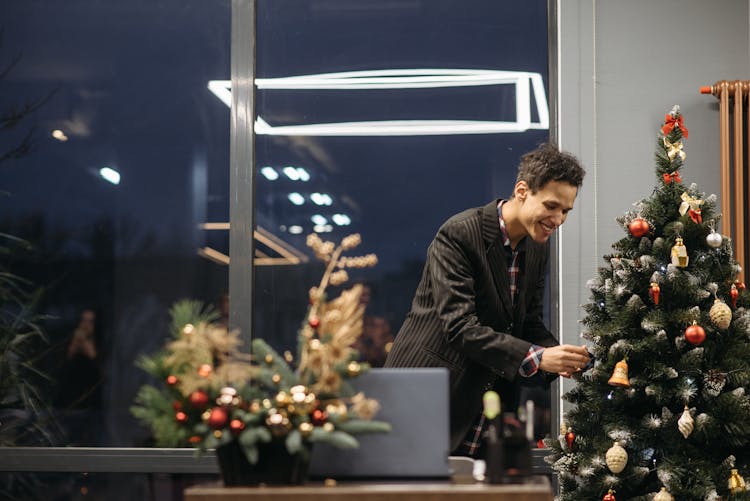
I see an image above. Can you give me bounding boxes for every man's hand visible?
[539,344,590,377]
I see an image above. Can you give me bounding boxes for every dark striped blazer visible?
[384,199,559,452]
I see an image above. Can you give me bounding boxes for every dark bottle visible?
[482,391,505,484]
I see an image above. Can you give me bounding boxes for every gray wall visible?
[556,0,750,410]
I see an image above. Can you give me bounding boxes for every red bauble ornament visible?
[229,419,245,435]
[198,364,212,377]
[189,391,210,409]
[172,401,183,411]
[207,407,229,429]
[628,218,650,238]
[166,375,178,386]
[311,408,328,426]
[175,411,188,423]
[685,321,706,345]
[603,489,616,501]
[731,284,740,309]
[565,429,576,451]
[308,316,321,329]
[188,435,202,444]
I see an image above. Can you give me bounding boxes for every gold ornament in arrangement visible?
[605,441,628,474]
[729,468,747,493]
[671,236,689,267]
[679,192,704,224]
[678,406,694,438]
[709,298,732,330]
[664,137,686,161]
[608,358,630,387]
[653,486,674,501]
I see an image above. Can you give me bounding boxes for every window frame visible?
[0,0,560,475]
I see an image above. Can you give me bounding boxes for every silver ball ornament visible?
[706,230,723,248]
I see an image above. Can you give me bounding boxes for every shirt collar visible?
[497,200,526,252]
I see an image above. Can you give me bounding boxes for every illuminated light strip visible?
[207,68,549,136]
[198,223,310,266]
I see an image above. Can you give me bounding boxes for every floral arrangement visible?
[131,234,390,466]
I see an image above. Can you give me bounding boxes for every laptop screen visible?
[308,367,451,479]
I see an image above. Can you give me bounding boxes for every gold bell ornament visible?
[709,298,732,330]
[729,468,747,493]
[608,358,630,387]
[654,487,674,501]
[605,441,628,474]
[671,236,689,267]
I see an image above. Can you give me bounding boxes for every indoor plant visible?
[131,233,390,485]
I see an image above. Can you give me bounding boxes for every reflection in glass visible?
[0,0,231,448]
[253,0,551,442]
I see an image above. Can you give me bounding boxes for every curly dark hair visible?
[513,142,586,195]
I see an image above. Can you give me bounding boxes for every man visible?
[384,143,591,456]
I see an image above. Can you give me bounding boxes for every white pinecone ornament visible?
[710,299,732,330]
[703,369,727,397]
[605,441,628,473]
[678,406,694,438]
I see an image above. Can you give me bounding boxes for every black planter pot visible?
[215,439,311,486]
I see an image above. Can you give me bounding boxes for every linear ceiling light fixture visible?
[207,68,549,136]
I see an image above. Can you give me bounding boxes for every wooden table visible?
[184,476,553,501]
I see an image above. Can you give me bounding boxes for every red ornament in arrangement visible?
[308,316,321,329]
[166,375,178,386]
[603,489,616,501]
[649,283,661,305]
[628,218,650,238]
[688,208,702,224]
[662,171,681,184]
[189,390,210,409]
[229,419,245,435]
[685,321,706,346]
[565,429,576,451]
[207,407,229,429]
[198,364,212,377]
[172,401,183,411]
[311,408,328,426]
[731,284,739,309]
[175,411,188,423]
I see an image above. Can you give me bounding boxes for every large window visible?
[0,0,551,497]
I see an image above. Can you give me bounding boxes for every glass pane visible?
[253,0,550,440]
[0,0,231,448]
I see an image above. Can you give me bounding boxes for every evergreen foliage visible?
[548,107,750,500]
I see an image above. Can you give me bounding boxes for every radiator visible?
[701,80,748,281]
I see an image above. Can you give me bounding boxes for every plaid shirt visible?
[454,200,544,457]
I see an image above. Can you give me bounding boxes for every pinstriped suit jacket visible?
[384,199,559,452]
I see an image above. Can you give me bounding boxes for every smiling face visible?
[514,179,578,243]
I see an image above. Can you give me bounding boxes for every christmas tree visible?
[548,107,750,500]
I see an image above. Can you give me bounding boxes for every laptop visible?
[308,367,451,479]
